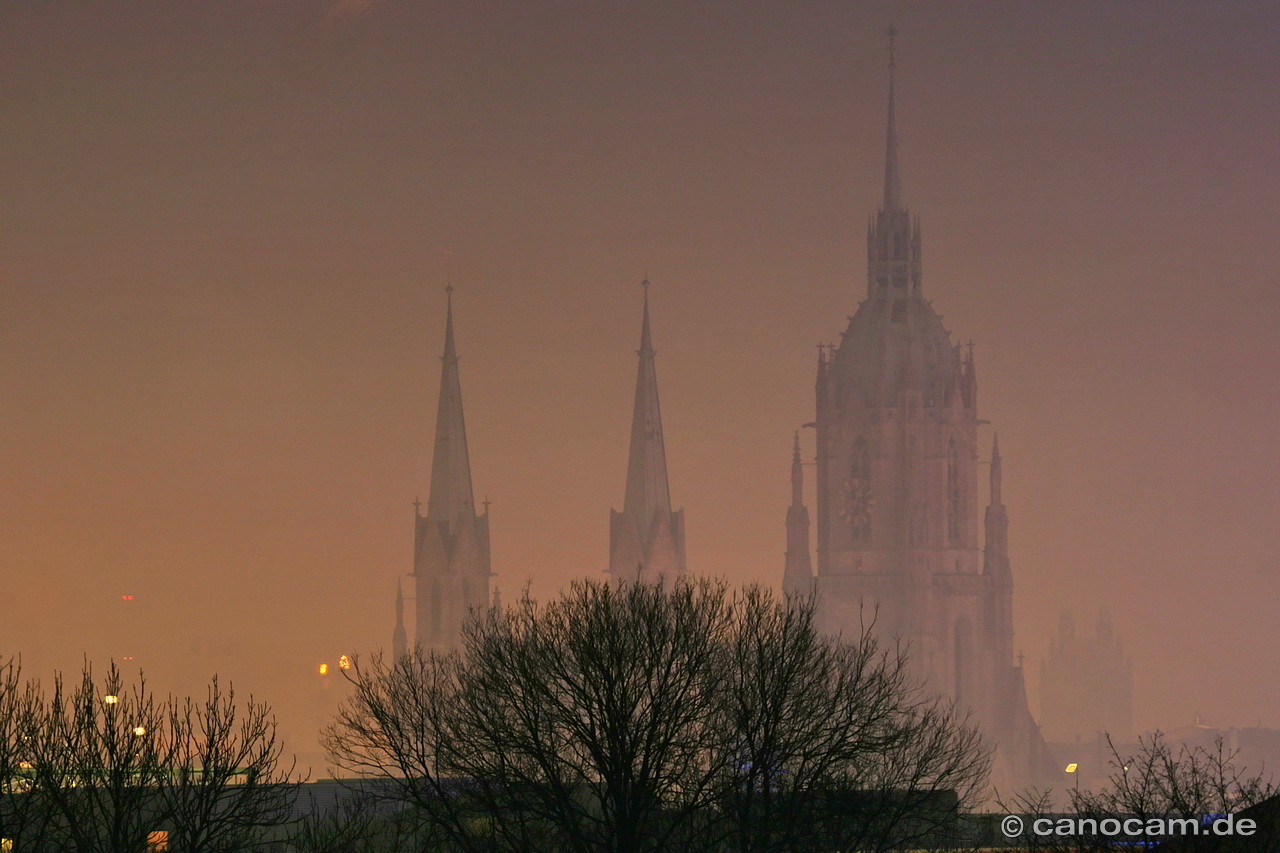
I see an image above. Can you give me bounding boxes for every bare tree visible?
[1071,733,1279,853]
[159,676,297,853]
[1000,732,1279,853]
[0,656,57,851]
[718,587,988,853]
[0,659,297,853]
[325,578,991,853]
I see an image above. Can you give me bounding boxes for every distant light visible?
[338,655,351,670]
[18,761,32,769]
[1065,763,1078,773]
[318,664,328,675]
[123,656,134,660]
[133,726,147,736]
[122,595,134,600]
[103,695,119,705]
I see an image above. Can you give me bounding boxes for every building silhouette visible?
[411,287,492,652]
[783,30,1058,789]
[608,282,687,584]
[1040,609,1134,744]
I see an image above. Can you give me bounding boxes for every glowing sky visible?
[2,2,1278,762]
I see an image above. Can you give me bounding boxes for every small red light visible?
[121,595,134,600]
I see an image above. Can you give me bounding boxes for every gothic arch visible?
[852,436,871,481]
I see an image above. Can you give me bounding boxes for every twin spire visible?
[426,286,476,532]
[623,280,673,522]
[610,278,686,582]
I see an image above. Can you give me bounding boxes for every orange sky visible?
[2,2,1278,766]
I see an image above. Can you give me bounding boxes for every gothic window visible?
[461,580,472,612]
[947,437,963,545]
[852,437,871,480]
[893,232,905,260]
[841,437,873,545]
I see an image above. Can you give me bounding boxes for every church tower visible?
[609,280,687,583]
[414,287,491,652]
[791,28,1056,788]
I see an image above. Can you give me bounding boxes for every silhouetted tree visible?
[719,587,987,853]
[324,578,990,853]
[0,657,296,853]
[1001,732,1279,853]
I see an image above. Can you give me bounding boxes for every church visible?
[781,31,1058,789]
[394,31,1057,791]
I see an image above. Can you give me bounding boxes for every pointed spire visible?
[426,286,476,531]
[783,431,813,593]
[990,433,1004,506]
[639,277,655,356]
[623,278,672,522]
[882,24,903,211]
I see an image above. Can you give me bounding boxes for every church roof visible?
[832,296,959,407]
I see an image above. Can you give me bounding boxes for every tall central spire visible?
[865,24,921,299]
[883,23,902,211]
[426,286,476,530]
[623,280,672,521]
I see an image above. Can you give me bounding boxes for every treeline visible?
[2,578,992,853]
[0,658,295,852]
[311,578,989,853]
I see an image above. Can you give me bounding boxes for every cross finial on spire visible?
[638,276,654,355]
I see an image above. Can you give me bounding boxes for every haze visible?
[2,1,1277,765]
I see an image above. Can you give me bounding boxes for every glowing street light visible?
[318,664,328,675]
[338,655,351,670]
[103,695,119,705]
[133,726,147,736]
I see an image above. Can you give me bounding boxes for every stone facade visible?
[783,41,1058,791]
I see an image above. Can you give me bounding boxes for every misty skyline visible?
[2,1,1278,751]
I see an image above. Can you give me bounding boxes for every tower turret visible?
[414,287,492,651]
[983,433,1010,577]
[783,432,814,594]
[609,279,687,583]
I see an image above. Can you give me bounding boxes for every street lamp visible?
[102,695,119,705]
